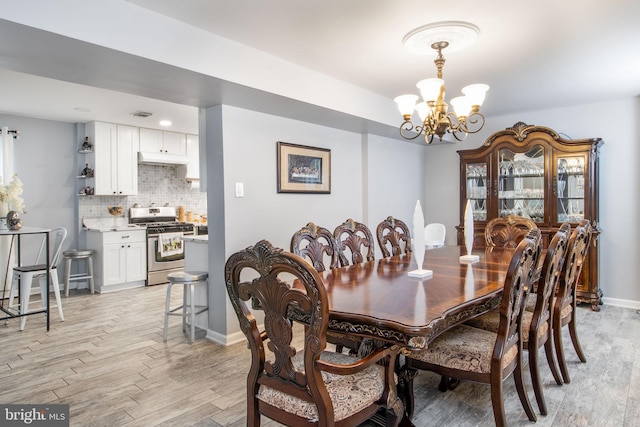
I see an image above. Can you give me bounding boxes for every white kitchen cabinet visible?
[87,121,138,195]
[139,128,187,156]
[183,134,199,181]
[86,229,147,293]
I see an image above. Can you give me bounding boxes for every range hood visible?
[138,151,188,165]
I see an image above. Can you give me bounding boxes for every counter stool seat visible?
[63,249,95,296]
[163,271,209,343]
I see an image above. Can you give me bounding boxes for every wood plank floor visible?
[1,285,638,426]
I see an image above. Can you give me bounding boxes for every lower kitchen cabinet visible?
[86,229,147,292]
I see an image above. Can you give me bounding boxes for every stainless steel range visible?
[129,206,195,286]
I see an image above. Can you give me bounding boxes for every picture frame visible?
[277,141,331,193]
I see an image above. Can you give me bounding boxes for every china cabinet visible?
[457,122,603,310]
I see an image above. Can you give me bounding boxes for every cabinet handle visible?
[493,179,498,196]
[552,179,557,196]
[121,235,130,239]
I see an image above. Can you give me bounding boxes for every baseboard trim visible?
[205,329,246,346]
[601,297,640,310]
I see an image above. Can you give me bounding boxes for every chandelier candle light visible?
[394,22,489,144]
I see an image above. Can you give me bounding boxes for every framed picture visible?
[277,141,331,193]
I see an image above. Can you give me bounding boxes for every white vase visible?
[0,201,8,218]
[0,202,7,230]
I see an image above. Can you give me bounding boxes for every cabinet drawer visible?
[102,230,146,245]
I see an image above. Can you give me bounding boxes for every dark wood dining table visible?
[289,244,518,426]
[315,245,516,352]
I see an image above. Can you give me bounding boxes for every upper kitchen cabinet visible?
[140,128,186,155]
[86,121,138,196]
[457,122,603,309]
[180,134,200,184]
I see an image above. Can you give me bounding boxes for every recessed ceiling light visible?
[159,120,172,127]
[74,107,90,112]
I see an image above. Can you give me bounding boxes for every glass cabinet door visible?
[465,162,487,221]
[498,145,545,222]
[557,155,586,223]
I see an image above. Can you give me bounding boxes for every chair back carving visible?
[557,219,592,314]
[333,218,375,266]
[530,223,571,341]
[496,229,542,365]
[553,219,593,383]
[376,216,412,258]
[485,214,537,248]
[225,240,331,419]
[225,240,401,426]
[290,222,338,271]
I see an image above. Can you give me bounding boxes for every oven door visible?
[148,235,186,267]
[147,235,186,285]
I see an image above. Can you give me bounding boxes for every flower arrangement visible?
[0,174,26,214]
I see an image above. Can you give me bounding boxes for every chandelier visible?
[394,23,489,144]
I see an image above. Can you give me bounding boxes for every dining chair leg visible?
[543,338,563,385]
[40,274,64,322]
[568,314,586,363]
[513,358,537,422]
[528,345,547,415]
[490,378,507,427]
[18,272,35,331]
[554,317,571,384]
[397,364,418,419]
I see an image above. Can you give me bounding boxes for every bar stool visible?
[163,271,208,343]
[63,249,95,296]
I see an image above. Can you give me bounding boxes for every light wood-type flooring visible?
[1,284,638,426]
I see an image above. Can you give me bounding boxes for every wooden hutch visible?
[456,122,603,310]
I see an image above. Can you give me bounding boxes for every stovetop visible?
[145,221,194,234]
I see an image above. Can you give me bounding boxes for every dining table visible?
[312,245,515,350]
[290,244,517,426]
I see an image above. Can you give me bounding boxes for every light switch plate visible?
[235,182,244,198]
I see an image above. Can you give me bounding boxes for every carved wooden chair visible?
[485,214,537,248]
[424,223,446,248]
[553,219,592,384]
[290,222,339,271]
[333,218,375,266]
[404,229,542,426]
[224,240,402,426]
[465,223,570,415]
[376,216,412,258]
[291,222,360,354]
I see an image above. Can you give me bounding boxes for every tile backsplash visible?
[78,164,207,221]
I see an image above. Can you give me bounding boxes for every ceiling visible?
[1,1,639,136]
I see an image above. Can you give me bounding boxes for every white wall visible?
[422,97,640,307]
[365,134,427,258]
[204,105,429,341]
[0,113,77,261]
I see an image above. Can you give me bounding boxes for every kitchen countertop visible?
[182,235,208,243]
[83,218,146,232]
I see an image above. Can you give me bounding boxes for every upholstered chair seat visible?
[259,351,387,422]
[409,324,518,374]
